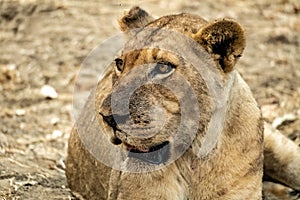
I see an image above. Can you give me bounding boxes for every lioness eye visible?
[115,58,123,72]
[155,62,173,74]
[151,62,175,79]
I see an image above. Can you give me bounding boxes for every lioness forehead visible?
[146,13,208,36]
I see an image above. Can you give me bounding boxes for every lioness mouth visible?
[126,141,170,165]
[100,113,170,165]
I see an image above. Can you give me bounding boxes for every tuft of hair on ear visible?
[192,18,246,73]
[119,6,154,32]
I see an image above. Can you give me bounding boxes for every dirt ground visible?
[0,0,299,199]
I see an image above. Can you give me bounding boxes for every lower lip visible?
[127,141,170,165]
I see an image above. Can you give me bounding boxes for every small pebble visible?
[41,85,58,99]
[15,109,26,116]
[46,130,63,140]
[50,117,60,125]
[6,64,16,71]
[20,123,26,129]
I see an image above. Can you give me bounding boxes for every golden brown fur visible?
[66,7,300,200]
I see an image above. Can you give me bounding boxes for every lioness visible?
[66,7,300,200]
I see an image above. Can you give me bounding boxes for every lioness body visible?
[66,7,300,200]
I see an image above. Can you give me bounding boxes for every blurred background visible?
[0,0,299,199]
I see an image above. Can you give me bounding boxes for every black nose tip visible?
[110,136,122,145]
[99,113,129,129]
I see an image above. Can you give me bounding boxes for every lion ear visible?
[119,6,154,31]
[193,18,246,73]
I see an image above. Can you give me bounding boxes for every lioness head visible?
[97,7,245,166]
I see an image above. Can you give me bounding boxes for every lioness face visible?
[98,9,245,166]
[99,47,211,165]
